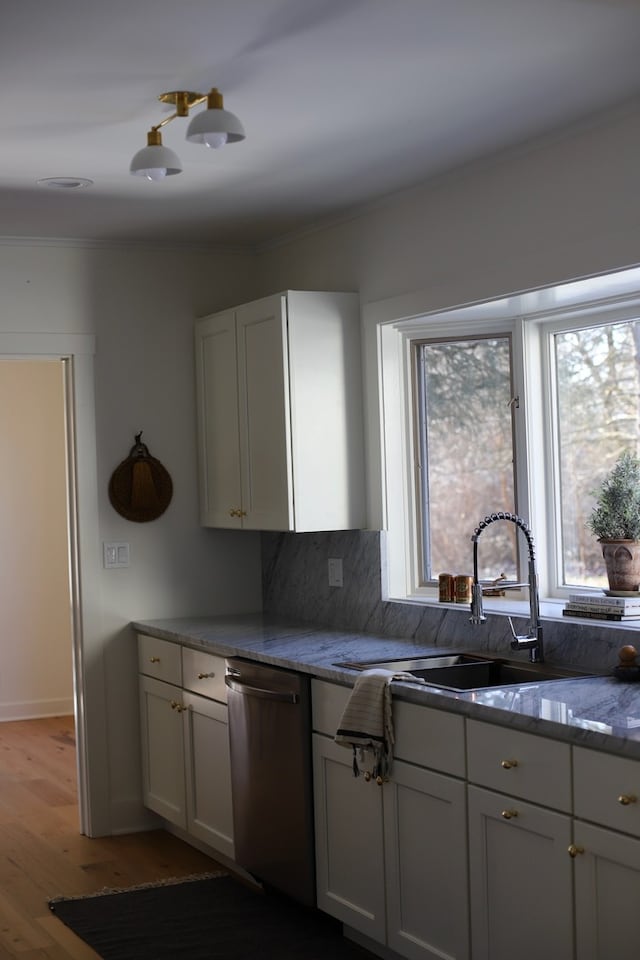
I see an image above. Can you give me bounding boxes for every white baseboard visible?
[0,697,74,721]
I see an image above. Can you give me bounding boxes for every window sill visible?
[390,593,640,630]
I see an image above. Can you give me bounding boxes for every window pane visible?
[555,319,640,587]
[416,337,517,583]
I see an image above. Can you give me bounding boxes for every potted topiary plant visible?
[587,450,640,593]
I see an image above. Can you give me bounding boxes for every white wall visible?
[0,240,263,833]
[0,359,72,719]
[254,102,640,316]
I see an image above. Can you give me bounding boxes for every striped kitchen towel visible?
[335,669,398,779]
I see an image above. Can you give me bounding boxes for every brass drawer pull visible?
[149,656,161,663]
[169,699,185,713]
[197,672,215,680]
[618,794,637,806]
[501,809,518,820]
[501,759,518,769]
[568,844,584,858]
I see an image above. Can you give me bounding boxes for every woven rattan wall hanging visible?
[108,432,173,522]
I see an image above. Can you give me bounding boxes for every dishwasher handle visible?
[225,674,300,703]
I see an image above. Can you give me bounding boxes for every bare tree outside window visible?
[555,319,640,587]
[415,336,517,583]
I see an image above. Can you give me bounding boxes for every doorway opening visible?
[0,358,74,722]
[0,339,100,837]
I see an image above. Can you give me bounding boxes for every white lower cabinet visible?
[313,733,386,942]
[384,760,468,960]
[138,635,234,860]
[572,745,640,960]
[182,689,234,857]
[467,785,573,960]
[466,719,574,960]
[139,674,187,827]
[312,680,468,960]
[138,649,640,960]
[572,820,640,960]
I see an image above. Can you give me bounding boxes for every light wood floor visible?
[0,715,224,959]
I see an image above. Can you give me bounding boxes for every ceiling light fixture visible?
[130,88,245,181]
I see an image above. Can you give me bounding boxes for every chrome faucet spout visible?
[469,511,544,663]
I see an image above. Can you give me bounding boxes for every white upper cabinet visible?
[194,309,242,529]
[195,290,365,531]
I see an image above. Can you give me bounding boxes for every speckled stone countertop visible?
[132,613,640,761]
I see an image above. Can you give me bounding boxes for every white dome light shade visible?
[130,130,182,180]
[185,88,245,147]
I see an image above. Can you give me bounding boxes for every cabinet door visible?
[468,785,573,960]
[183,691,234,859]
[573,820,640,960]
[236,294,294,530]
[384,760,469,960]
[312,733,386,943]
[138,675,186,828]
[194,310,242,528]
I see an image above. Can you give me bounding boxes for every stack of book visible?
[563,593,640,621]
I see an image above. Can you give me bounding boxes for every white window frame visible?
[362,264,640,624]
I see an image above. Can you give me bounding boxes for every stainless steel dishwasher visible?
[225,658,316,906]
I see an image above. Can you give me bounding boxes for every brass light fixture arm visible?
[150,90,208,132]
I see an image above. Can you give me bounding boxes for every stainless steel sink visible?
[334,652,593,691]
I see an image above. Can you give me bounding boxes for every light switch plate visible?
[104,541,130,568]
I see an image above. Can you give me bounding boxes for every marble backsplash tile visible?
[261,530,629,674]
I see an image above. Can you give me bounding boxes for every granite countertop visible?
[132,613,640,761]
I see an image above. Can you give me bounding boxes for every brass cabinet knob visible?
[618,794,637,806]
[169,699,185,712]
[197,672,215,680]
[229,508,247,518]
[501,809,518,820]
[376,776,388,786]
[501,759,518,769]
[568,844,584,858]
[149,656,160,663]
[363,772,372,782]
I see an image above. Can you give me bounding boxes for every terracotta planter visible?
[600,539,640,592]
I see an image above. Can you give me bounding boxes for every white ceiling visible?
[3,0,640,248]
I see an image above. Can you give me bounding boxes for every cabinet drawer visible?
[574,746,640,836]
[467,719,571,811]
[312,679,465,777]
[181,648,227,703]
[312,679,350,736]
[137,634,182,685]
[394,700,465,778]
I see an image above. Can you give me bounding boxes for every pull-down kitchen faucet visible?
[469,512,544,664]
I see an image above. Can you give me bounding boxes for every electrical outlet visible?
[328,557,343,587]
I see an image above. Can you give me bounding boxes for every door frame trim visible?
[0,333,108,836]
